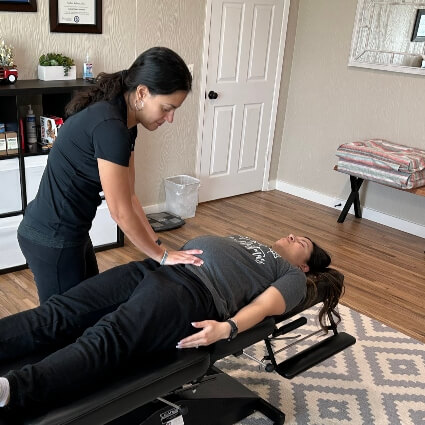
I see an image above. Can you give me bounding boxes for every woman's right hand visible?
[164,249,204,266]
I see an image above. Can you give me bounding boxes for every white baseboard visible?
[268,179,277,190]
[275,180,425,238]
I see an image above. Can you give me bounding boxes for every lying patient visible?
[0,234,344,410]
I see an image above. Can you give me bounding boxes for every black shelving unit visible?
[0,79,124,274]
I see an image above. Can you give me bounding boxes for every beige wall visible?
[134,0,206,206]
[0,0,205,207]
[276,0,425,226]
[3,0,423,225]
[0,0,136,78]
[269,0,300,182]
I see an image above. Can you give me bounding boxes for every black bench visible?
[334,165,425,223]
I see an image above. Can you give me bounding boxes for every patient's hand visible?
[176,320,231,349]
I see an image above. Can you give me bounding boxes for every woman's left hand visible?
[176,320,230,349]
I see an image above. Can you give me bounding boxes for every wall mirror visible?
[349,0,425,75]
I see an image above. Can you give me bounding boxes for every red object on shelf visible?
[0,66,18,84]
[19,118,25,150]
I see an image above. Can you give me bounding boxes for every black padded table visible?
[0,351,210,425]
[0,273,355,425]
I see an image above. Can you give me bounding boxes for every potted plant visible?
[38,53,76,81]
[0,37,18,84]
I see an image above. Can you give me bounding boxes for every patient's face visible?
[272,234,313,271]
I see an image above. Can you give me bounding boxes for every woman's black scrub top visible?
[19,96,137,248]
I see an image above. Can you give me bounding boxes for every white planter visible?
[38,65,76,81]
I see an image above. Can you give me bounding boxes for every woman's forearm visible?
[176,287,285,348]
[113,208,164,262]
[131,194,158,243]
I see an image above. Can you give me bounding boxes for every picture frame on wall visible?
[0,0,37,12]
[411,9,425,42]
[49,0,102,34]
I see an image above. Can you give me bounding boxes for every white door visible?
[198,0,289,202]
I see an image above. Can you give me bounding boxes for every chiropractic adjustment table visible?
[0,273,356,425]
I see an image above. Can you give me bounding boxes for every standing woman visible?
[18,47,203,303]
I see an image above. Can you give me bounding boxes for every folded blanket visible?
[336,140,425,173]
[337,159,425,189]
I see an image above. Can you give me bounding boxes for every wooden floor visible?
[0,190,424,342]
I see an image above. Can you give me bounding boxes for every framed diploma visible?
[49,0,102,34]
[0,0,37,12]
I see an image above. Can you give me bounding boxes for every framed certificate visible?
[0,0,37,12]
[49,0,102,34]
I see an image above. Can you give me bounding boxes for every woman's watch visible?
[226,318,238,341]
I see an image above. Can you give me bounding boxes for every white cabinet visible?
[90,200,118,247]
[0,155,119,273]
[0,215,25,269]
[0,158,22,214]
[24,155,48,203]
[0,79,122,273]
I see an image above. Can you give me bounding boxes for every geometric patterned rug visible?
[217,305,425,425]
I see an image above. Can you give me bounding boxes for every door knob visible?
[208,90,218,99]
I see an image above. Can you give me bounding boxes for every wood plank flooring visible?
[0,190,424,342]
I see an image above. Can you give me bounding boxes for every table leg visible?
[337,176,364,223]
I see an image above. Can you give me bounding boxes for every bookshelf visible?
[0,79,123,274]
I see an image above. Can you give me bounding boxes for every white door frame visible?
[195,0,291,193]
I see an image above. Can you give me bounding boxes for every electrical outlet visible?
[187,64,194,78]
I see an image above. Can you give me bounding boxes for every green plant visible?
[39,53,75,76]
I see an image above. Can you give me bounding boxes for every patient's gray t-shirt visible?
[183,235,306,319]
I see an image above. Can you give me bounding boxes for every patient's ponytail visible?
[303,238,345,333]
[305,269,345,333]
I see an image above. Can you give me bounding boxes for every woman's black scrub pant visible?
[0,260,217,409]
[18,234,99,303]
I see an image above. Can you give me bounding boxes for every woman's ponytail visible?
[65,71,125,117]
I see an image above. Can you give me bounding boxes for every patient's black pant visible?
[0,260,217,409]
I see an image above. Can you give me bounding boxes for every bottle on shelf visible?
[25,104,37,152]
[83,53,93,80]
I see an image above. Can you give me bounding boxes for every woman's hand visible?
[164,249,204,266]
[176,320,230,349]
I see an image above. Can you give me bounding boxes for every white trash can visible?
[164,175,200,219]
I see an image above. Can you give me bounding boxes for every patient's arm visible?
[177,286,286,349]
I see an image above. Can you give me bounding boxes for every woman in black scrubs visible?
[18,47,203,303]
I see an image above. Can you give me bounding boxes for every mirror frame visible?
[349,0,425,76]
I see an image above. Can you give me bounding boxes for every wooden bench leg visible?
[337,176,364,223]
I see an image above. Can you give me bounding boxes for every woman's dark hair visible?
[65,47,192,117]
[303,239,345,333]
